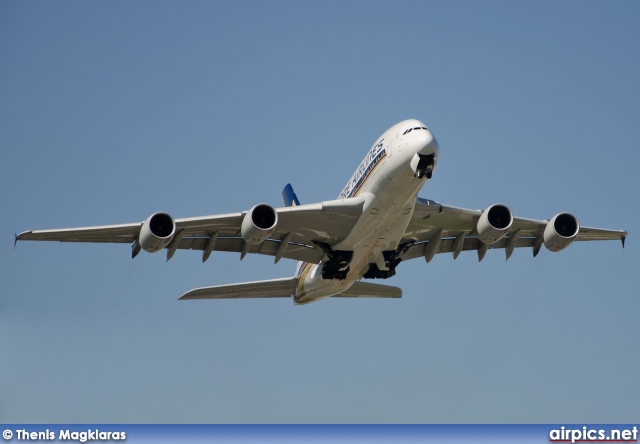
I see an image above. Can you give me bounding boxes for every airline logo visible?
[339,140,386,199]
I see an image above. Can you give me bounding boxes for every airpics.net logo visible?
[549,426,638,443]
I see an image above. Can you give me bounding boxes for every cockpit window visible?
[403,126,429,135]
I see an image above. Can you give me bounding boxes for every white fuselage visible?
[294,119,439,304]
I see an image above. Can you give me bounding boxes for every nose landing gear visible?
[416,165,433,179]
[415,154,435,179]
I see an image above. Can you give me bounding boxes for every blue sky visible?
[1,1,638,423]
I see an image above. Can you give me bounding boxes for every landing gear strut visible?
[363,245,411,279]
[314,241,353,280]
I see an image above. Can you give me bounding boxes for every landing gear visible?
[363,249,406,279]
[415,154,435,179]
[416,166,433,179]
[314,241,353,281]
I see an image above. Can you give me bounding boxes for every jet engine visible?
[139,212,176,253]
[241,204,278,244]
[477,204,513,244]
[544,212,579,252]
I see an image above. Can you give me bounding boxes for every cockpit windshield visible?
[402,126,428,135]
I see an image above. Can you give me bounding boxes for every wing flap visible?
[175,237,323,263]
[179,277,298,300]
[398,236,536,261]
[399,226,627,263]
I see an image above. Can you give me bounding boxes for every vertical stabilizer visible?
[282,183,301,207]
[282,184,305,279]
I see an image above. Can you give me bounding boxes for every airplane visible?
[16,119,627,305]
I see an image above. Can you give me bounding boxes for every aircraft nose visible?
[416,129,439,160]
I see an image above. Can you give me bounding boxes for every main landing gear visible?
[363,249,406,279]
[415,153,435,179]
[314,241,353,280]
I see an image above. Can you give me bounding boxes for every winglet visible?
[622,234,626,248]
[14,233,18,250]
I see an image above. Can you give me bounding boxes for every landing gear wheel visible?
[416,169,425,179]
[426,167,433,179]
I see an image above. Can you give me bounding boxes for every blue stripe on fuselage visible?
[298,143,387,288]
[338,148,386,199]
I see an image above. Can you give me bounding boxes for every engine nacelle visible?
[477,204,513,244]
[544,212,579,252]
[139,212,176,253]
[241,203,278,244]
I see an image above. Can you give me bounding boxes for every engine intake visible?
[477,204,513,244]
[139,212,176,253]
[544,212,579,252]
[241,203,278,244]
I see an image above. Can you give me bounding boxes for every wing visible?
[16,196,366,264]
[398,198,627,262]
[179,277,298,300]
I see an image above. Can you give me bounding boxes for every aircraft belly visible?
[326,129,432,282]
[347,174,425,279]
[347,207,415,279]
[294,263,356,305]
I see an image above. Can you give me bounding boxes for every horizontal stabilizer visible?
[179,277,297,300]
[334,281,402,298]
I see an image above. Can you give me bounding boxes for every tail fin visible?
[282,183,301,207]
[282,184,304,277]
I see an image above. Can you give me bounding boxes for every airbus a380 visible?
[17,119,627,305]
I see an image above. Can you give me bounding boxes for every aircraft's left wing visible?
[397,198,627,262]
[16,196,366,264]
